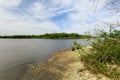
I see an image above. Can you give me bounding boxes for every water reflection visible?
[0,39,93,80]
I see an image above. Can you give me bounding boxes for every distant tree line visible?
[0,33,94,39]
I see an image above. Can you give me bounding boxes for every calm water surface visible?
[0,39,92,80]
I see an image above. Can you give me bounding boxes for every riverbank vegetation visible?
[77,28,120,79]
[21,27,120,80]
[0,33,94,39]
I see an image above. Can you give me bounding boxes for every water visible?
[0,39,92,80]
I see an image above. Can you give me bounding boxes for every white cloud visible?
[62,22,96,34]
[0,1,60,35]
[58,0,73,7]
[102,13,120,24]
[0,19,60,35]
[27,0,74,19]
[0,0,21,7]
[65,0,120,33]
[0,0,119,35]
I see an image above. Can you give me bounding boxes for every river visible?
[0,39,92,80]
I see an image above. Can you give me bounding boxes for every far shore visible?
[0,33,96,39]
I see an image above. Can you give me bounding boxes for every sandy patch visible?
[21,48,111,80]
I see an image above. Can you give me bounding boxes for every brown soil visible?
[21,47,111,80]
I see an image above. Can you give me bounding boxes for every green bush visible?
[74,41,82,50]
[81,38,120,79]
[80,29,120,79]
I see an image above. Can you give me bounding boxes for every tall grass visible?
[80,28,120,79]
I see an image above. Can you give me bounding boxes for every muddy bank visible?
[21,47,110,80]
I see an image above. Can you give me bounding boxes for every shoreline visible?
[21,47,111,80]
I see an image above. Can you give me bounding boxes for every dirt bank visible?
[21,47,110,80]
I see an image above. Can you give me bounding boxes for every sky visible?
[0,0,120,35]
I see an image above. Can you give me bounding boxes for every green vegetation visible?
[73,41,82,50]
[100,26,120,39]
[76,28,120,79]
[0,33,94,39]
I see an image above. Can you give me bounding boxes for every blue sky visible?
[0,0,119,35]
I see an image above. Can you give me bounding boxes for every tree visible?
[93,0,120,12]
[92,0,120,27]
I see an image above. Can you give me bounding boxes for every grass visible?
[77,29,120,79]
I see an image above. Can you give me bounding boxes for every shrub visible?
[80,29,120,79]
[73,41,82,50]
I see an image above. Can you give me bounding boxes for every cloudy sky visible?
[0,0,119,35]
